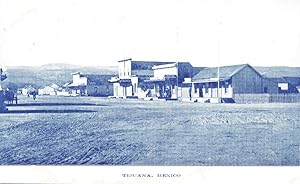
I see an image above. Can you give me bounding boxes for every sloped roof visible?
[131,70,153,76]
[50,83,60,89]
[283,77,300,86]
[266,77,288,83]
[84,74,115,85]
[152,62,193,70]
[266,77,300,87]
[131,61,174,70]
[23,85,35,89]
[43,86,56,90]
[192,64,255,81]
[129,61,175,76]
[192,67,206,77]
[68,83,86,87]
[152,63,177,70]
[62,82,70,87]
[255,67,300,78]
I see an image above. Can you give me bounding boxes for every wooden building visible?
[144,62,196,99]
[68,72,113,96]
[186,64,263,102]
[255,66,300,93]
[109,59,174,98]
[85,75,114,96]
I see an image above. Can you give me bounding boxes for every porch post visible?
[153,83,156,97]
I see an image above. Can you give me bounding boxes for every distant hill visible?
[2,63,118,89]
[2,63,299,90]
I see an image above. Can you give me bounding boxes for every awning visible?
[144,75,177,83]
[68,83,86,87]
[164,75,177,80]
[144,78,165,83]
[118,79,132,87]
[119,79,131,83]
[108,77,132,83]
[108,77,120,83]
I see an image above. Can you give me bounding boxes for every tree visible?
[2,82,18,93]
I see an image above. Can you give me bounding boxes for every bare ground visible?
[0,96,299,165]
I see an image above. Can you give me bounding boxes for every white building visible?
[109,59,174,98]
[21,85,36,96]
[38,83,60,96]
[68,72,88,96]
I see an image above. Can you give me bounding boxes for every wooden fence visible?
[234,93,300,103]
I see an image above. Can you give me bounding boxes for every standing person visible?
[189,86,192,101]
[33,91,36,100]
[0,90,7,112]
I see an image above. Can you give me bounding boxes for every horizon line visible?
[3,62,300,68]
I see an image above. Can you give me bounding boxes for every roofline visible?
[71,72,81,75]
[81,74,116,77]
[241,64,263,78]
[118,58,132,62]
[192,63,262,80]
[120,60,185,64]
[224,64,249,78]
[192,77,230,83]
[152,63,177,70]
[224,63,263,78]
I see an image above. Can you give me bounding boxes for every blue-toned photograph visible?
[0,0,299,166]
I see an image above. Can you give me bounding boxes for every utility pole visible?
[0,67,8,112]
[217,39,220,103]
[176,61,179,99]
[217,19,222,103]
[176,27,179,100]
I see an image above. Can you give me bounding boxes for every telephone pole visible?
[0,67,8,112]
[217,19,222,103]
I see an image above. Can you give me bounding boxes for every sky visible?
[0,0,300,67]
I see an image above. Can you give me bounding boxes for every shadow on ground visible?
[7,103,107,107]
[1,109,97,113]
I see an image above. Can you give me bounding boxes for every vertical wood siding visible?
[232,66,262,94]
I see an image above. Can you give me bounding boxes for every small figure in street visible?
[146,89,151,97]
[32,91,37,100]
[189,86,192,101]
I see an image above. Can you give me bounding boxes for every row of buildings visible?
[20,73,114,97]
[108,59,300,103]
[18,59,300,103]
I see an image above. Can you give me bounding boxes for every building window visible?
[264,87,268,93]
[194,85,197,93]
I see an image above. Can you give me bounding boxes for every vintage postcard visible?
[0,0,299,183]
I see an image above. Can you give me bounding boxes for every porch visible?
[144,75,178,99]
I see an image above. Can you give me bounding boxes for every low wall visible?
[269,94,300,103]
[234,93,300,103]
